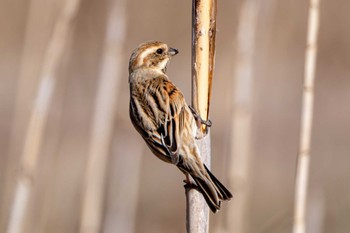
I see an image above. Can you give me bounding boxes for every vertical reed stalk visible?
[293,0,320,232]
[228,1,259,233]
[186,0,216,232]
[6,1,81,233]
[78,0,127,233]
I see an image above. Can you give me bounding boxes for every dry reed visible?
[228,1,259,233]
[293,0,320,232]
[186,0,216,232]
[78,0,127,232]
[6,0,81,233]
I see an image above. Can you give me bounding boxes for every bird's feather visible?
[130,75,185,165]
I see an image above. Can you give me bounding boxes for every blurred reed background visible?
[1,0,350,233]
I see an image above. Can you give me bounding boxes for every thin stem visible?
[78,0,127,232]
[293,0,320,232]
[6,1,81,233]
[228,1,259,233]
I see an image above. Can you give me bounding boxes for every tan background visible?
[1,0,350,232]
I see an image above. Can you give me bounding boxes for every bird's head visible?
[129,41,179,74]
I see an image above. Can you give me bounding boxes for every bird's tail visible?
[191,164,232,213]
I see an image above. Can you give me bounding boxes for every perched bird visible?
[128,41,232,213]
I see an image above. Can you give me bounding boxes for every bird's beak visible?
[169,47,179,56]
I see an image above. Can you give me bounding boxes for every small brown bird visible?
[128,41,232,213]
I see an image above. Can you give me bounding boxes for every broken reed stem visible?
[5,1,81,233]
[191,0,216,127]
[186,0,216,233]
[293,0,320,233]
[78,0,127,232]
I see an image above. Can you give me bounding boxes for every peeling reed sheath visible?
[191,0,216,128]
[6,1,81,233]
[293,0,320,233]
[186,0,217,232]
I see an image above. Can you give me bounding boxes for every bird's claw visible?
[183,174,198,191]
[183,180,199,191]
[188,105,212,127]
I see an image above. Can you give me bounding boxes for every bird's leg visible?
[188,105,212,139]
[188,105,212,128]
[185,174,191,184]
[183,174,198,191]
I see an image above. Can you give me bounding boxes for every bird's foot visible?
[183,181,199,191]
[188,105,212,139]
[183,174,199,191]
[188,105,212,128]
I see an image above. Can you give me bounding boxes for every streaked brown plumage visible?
[128,41,232,213]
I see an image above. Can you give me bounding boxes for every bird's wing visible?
[147,77,186,164]
[130,76,185,164]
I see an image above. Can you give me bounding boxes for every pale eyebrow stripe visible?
[137,47,156,65]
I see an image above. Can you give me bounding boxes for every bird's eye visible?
[156,48,163,54]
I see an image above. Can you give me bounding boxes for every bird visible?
[128,41,232,213]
